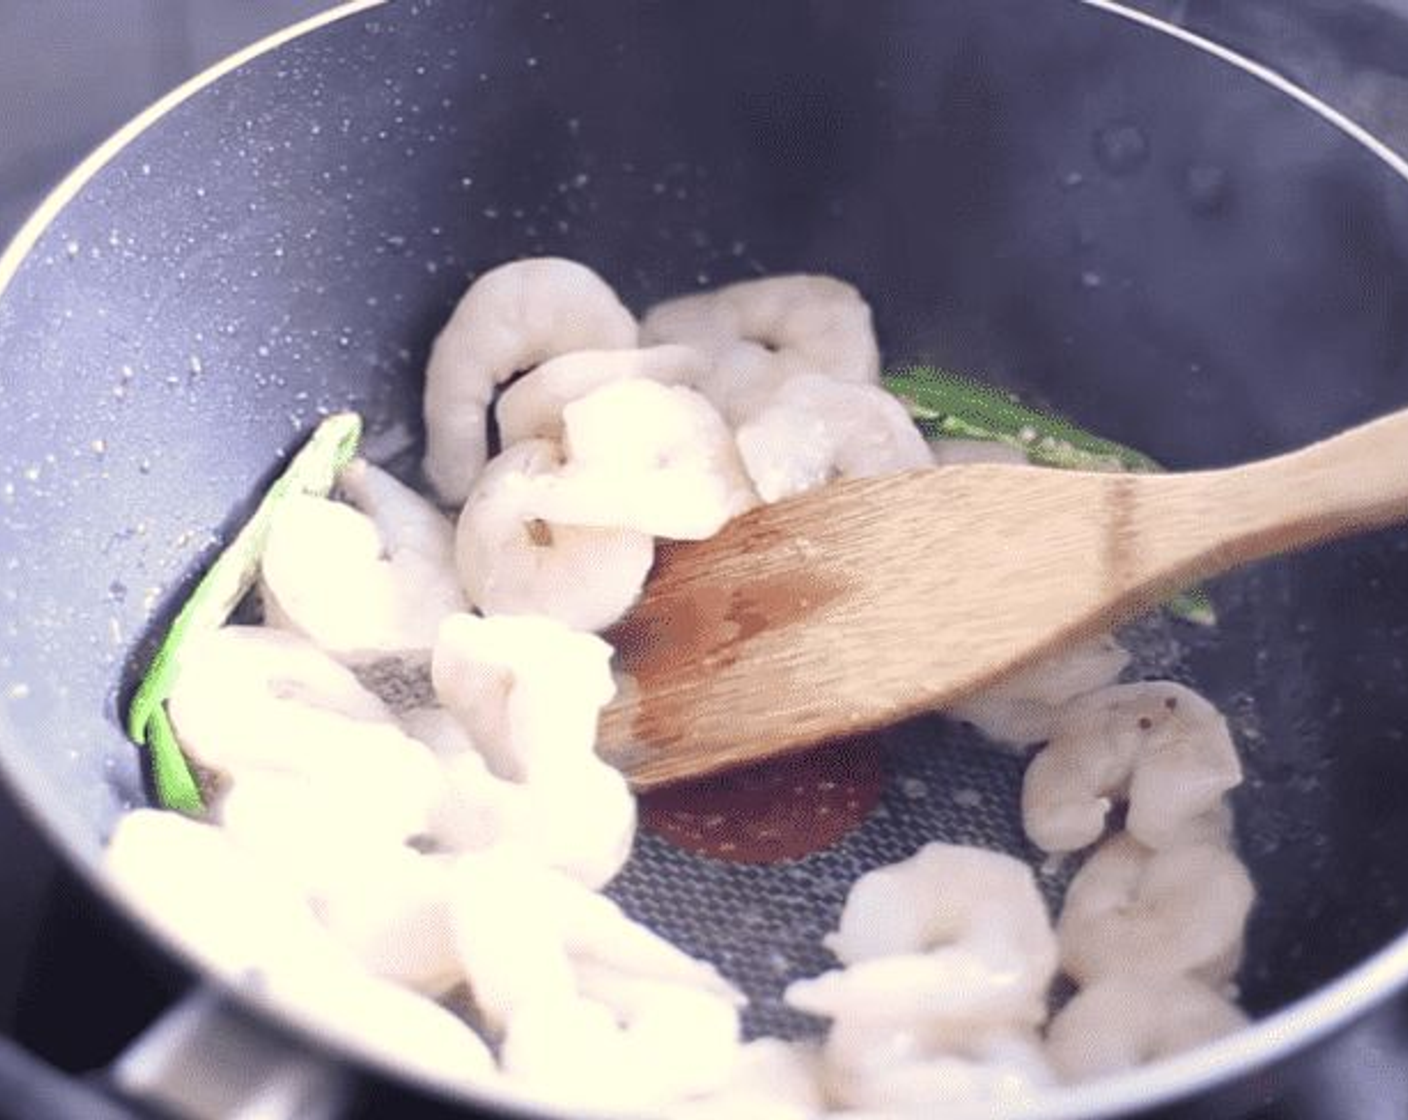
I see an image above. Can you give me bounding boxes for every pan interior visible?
[0,0,1407,1074]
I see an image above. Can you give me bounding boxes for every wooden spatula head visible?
[598,407,1408,789]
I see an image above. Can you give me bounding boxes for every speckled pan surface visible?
[3,0,1408,1114]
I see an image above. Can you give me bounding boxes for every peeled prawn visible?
[431,611,613,780]
[400,706,531,853]
[526,378,758,539]
[1044,974,1248,1081]
[734,374,931,503]
[1056,833,1255,987]
[821,843,1056,1014]
[495,344,707,446]
[573,966,740,1098]
[260,954,497,1092]
[166,626,444,841]
[297,846,460,995]
[641,274,880,424]
[500,985,738,1115]
[455,439,654,632]
[661,1039,824,1120]
[410,712,629,887]
[948,635,1129,749]
[106,808,333,982]
[447,850,580,1032]
[790,844,1057,1031]
[109,811,497,1089]
[422,257,637,503]
[821,1019,1053,1114]
[448,850,737,1036]
[1021,681,1243,852]
[431,612,633,886]
[260,461,465,662]
[497,903,746,1111]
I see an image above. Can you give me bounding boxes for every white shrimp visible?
[1056,833,1255,987]
[105,809,333,982]
[574,966,741,1099]
[455,439,654,632]
[405,705,627,885]
[431,611,613,780]
[431,613,633,886]
[500,984,739,1115]
[1021,681,1243,852]
[526,378,759,539]
[662,1039,825,1120]
[822,844,1057,999]
[260,955,497,1092]
[790,844,1057,1031]
[166,626,444,841]
[822,1019,1053,1114]
[641,274,880,424]
[298,846,461,995]
[1044,974,1248,1081]
[109,812,497,1091]
[448,851,737,1035]
[207,762,462,995]
[260,462,465,662]
[948,635,1130,749]
[734,375,932,503]
[422,257,637,504]
[495,344,708,446]
[929,438,1031,467]
[400,706,531,853]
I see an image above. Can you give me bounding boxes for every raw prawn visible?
[106,808,333,981]
[422,257,637,503]
[495,344,707,446]
[259,954,497,1091]
[734,374,931,503]
[947,635,1129,749]
[430,611,613,781]
[431,612,633,886]
[406,706,631,886]
[821,1019,1053,1114]
[526,377,759,539]
[790,844,1057,1031]
[455,439,654,632]
[108,812,497,1088]
[1021,681,1243,852]
[448,851,738,1050]
[1044,974,1248,1081]
[499,985,738,1115]
[1056,833,1255,987]
[290,843,460,995]
[661,1040,824,1120]
[260,460,464,661]
[166,626,444,841]
[212,770,460,994]
[641,274,880,424]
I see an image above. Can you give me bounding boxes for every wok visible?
[2,1,1408,1117]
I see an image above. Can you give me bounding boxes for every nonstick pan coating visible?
[2,1,1408,1115]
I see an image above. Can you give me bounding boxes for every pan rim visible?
[0,1,1406,1117]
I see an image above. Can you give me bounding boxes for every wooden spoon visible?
[597,408,1408,788]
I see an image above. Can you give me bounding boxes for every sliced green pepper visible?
[126,412,363,812]
[884,366,1216,627]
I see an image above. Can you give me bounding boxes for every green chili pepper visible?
[884,366,1216,627]
[126,412,363,812]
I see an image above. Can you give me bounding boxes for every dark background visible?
[0,0,1407,1105]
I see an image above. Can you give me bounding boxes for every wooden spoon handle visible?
[1138,405,1408,582]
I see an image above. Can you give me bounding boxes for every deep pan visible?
[2,2,1408,1117]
